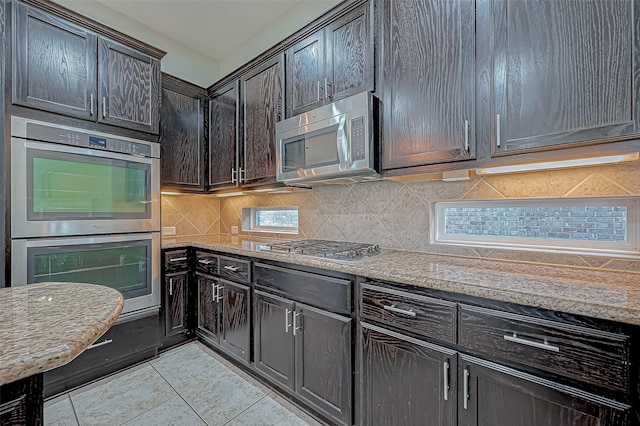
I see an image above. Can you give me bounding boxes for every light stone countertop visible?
[164,235,640,326]
[0,283,123,385]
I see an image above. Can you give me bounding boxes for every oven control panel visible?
[23,122,155,158]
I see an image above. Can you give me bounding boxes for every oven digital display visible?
[89,136,107,149]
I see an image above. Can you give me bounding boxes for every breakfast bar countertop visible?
[164,235,640,326]
[0,283,123,386]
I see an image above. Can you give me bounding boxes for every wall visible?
[162,162,640,273]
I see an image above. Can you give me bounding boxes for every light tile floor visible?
[44,342,323,426]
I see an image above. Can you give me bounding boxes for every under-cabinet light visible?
[160,191,185,195]
[476,153,640,175]
[216,191,246,198]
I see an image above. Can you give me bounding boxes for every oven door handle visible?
[23,140,154,164]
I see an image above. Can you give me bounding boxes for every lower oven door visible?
[11,233,160,316]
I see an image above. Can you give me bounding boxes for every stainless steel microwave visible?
[275,92,380,186]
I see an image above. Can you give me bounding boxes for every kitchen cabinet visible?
[254,263,353,426]
[160,74,207,191]
[361,322,457,426]
[490,0,640,155]
[285,2,372,117]
[458,355,630,426]
[0,374,43,426]
[164,271,187,337]
[208,81,238,190]
[240,54,284,186]
[380,0,475,170]
[12,2,161,134]
[195,252,251,365]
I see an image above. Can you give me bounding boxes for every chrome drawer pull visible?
[503,333,560,352]
[87,339,113,350]
[198,259,213,265]
[383,304,417,317]
[169,257,187,262]
[463,368,470,410]
[0,395,25,415]
[443,361,450,401]
[169,278,173,296]
[223,265,239,272]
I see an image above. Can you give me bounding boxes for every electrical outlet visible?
[231,226,239,234]
[162,226,176,236]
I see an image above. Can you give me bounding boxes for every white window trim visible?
[242,206,299,234]
[431,197,640,258]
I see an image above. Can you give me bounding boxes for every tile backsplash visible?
[162,162,640,273]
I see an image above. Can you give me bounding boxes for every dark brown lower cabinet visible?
[196,272,219,343]
[254,290,353,426]
[219,279,251,364]
[361,322,457,426]
[458,354,631,426]
[254,290,296,390]
[164,271,187,337]
[0,374,43,426]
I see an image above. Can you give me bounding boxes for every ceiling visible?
[55,0,341,86]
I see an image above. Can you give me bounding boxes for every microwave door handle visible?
[336,114,349,169]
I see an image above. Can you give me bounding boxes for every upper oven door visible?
[11,138,160,238]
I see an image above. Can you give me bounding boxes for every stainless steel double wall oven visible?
[10,116,161,317]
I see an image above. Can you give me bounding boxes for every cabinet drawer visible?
[458,304,631,393]
[219,255,250,283]
[195,251,218,275]
[164,249,189,272]
[361,283,456,344]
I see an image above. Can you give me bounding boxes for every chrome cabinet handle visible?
[239,168,246,183]
[443,361,450,401]
[169,257,187,262]
[90,94,94,116]
[87,339,113,350]
[383,304,416,317]
[285,309,292,333]
[198,259,212,265]
[496,114,501,148]
[293,311,302,336]
[317,81,321,102]
[169,278,173,296]
[504,333,560,352]
[211,283,216,302]
[464,120,469,152]
[223,265,239,272]
[0,395,25,415]
[463,367,470,410]
[231,168,237,184]
[102,97,106,118]
[215,284,223,303]
[324,78,332,99]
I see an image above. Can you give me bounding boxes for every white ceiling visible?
[56,0,341,86]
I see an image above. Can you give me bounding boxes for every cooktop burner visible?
[259,239,386,262]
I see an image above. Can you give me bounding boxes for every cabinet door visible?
[209,81,239,190]
[361,322,457,426]
[286,31,325,117]
[254,290,295,390]
[458,354,631,426]
[219,279,251,365]
[12,3,97,120]
[381,0,475,169]
[295,303,352,426]
[492,0,640,154]
[324,3,373,103]
[240,54,284,186]
[196,273,220,344]
[164,271,187,337]
[98,37,160,134]
[160,81,205,190]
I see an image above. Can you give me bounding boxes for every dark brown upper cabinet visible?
[490,0,640,156]
[285,3,373,117]
[12,2,162,134]
[160,74,206,191]
[208,81,239,190]
[381,0,476,170]
[240,54,284,186]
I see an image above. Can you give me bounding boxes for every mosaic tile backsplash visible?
[162,162,640,272]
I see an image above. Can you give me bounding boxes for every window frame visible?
[242,206,299,234]
[431,197,640,257]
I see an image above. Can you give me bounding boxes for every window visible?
[242,206,299,234]
[432,198,639,257]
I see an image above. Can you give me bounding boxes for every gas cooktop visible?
[258,239,388,262]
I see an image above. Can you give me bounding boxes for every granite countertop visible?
[0,283,123,385]
[164,235,640,326]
